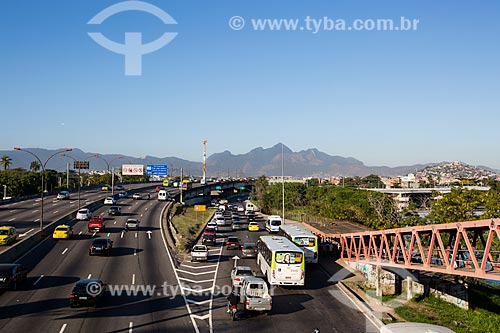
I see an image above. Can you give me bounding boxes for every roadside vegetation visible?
[0,161,149,198]
[170,203,213,252]
[396,284,500,333]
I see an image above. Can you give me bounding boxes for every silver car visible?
[230,266,255,289]
[125,219,139,230]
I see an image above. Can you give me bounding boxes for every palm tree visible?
[30,160,41,172]
[1,155,12,171]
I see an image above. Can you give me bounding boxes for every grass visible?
[395,285,500,333]
[170,204,214,252]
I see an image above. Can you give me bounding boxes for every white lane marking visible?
[186,299,212,305]
[134,249,137,256]
[180,264,217,269]
[207,245,223,331]
[53,210,59,214]
[107,233,110,237]
[132,274,135,285]
[145,208,148,211]
[146,231,152,239]
[114,221,117,225]
[62,248,68,255]
[129,322,133,333]
[88,274,92,279]
[140,214,143,217]
[33,275,44,285]
[159,204,200,333]
[58,323,67,333]
[8,218,15,222]
[135,232,137,238]
[92,231,97,237]
[34,218,40,222]
[121,231,125,239]
[175,269,216,276]
[178,277,214,284]
[79,231,82,235]
[191,314,210,320]
[9,210,15,213]
[19,228,35,237]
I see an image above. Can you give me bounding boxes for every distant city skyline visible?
[2,1,499,168]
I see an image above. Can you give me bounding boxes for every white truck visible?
[190,245,209,262]
[239,276,272,312]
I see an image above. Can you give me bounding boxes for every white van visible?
[265,215,282,233]
[157,190,170,201]
[245,202,255,212]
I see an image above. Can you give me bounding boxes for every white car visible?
[215,216,226,226]
[76,208,92,221]
[104,197,116,205]
[207,221,218,231]
[230,266,255,289]
[56,191,70,200]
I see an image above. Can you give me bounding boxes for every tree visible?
[30,160,41,172]
[1,155,12,171]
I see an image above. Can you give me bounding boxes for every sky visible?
[1,0,499,168]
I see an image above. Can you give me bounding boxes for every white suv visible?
[76,208,91,221]
[57,191,70,200]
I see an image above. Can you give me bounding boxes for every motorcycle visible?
[228,303,238,321]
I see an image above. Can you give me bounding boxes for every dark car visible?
[226,236,240,250]
[202,233,216,246]
[89,238,113,256]
[69,279,106,307]
[232,221,246,231]
[0,264,27,290]
[241,242,258,258]
[108,206,121,216]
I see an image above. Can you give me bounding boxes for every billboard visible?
[146,164,168,176]
[122,164,144,175]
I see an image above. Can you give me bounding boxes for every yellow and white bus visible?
[257,236,305,286]
[279,224,319,264]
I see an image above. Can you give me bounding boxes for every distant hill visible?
[2,145,497,178]
[416,161,497,180]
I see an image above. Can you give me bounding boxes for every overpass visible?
[306,218,500,281]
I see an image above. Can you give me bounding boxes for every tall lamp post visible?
[92,154,123,194]
[14,147,72,231]
[59,154,82,210]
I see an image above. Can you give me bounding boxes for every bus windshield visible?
[293,237,316,247]
[275,251,303,264]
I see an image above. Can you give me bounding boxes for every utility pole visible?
[180,167,183,204]
[66,162,70,189]
[282,143,285,223]
[202,139,207,184]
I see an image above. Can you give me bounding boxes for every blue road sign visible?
[146,164,168,176]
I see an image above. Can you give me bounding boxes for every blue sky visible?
[1,0,499,168]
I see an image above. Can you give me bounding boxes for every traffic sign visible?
[194,205,206,212]
[146,164,168,176]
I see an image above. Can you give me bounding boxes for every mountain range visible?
[2,144,498,178]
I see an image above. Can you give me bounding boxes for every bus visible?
[279,224,319,264]
[256,236,305,286]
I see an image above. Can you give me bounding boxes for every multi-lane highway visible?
[0,193,379,333]
[0,184,156,241]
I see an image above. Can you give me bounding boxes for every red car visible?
[88,216,105,232]
[203,228,216,236]
[226,236,240,250]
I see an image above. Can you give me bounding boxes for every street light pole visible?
[60,153,81,210]
[14,147,72,231]
[92,154,123,194]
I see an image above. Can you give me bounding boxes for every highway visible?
[0,184,158,242]
[0,193,379,333]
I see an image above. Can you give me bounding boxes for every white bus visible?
[257,236,305,286]
[279,224,319,264]
[265,215,282,233]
